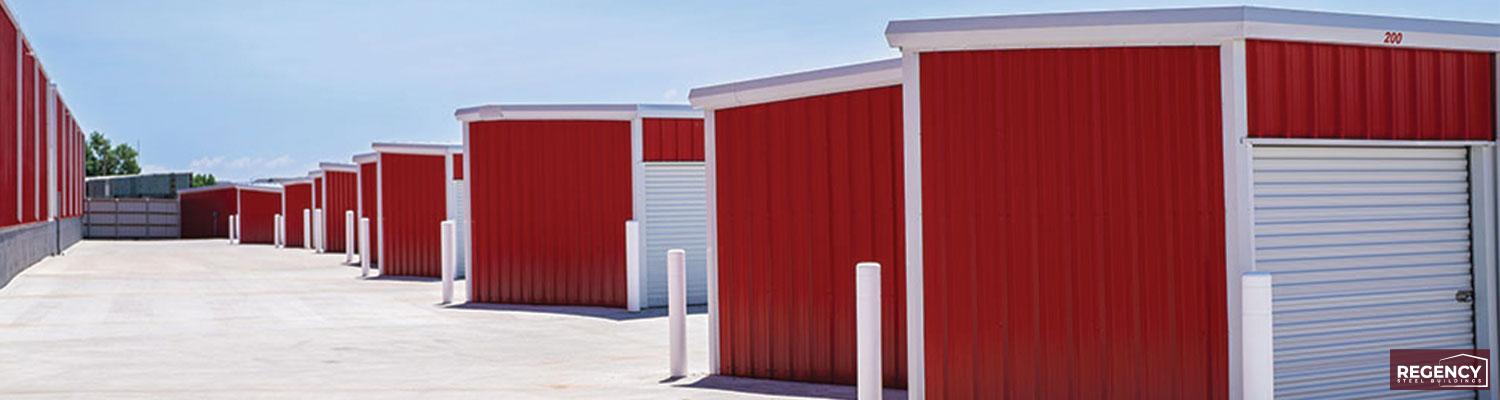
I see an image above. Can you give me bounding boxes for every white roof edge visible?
[455,104,701,122]
[279,178,314,185]
[689,58,902,110]
[886,6,1500,52]
[318,162,359,172]
[371,141,464,156]
[352,152,378,164]
[177,183,283,195]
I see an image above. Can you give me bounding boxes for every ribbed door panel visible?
[1253,146,1476,400]
[467,120,632,307]
[323,171,357,253]
[282,183,310,247]
[180,188,235,238]
[379,154,447,277]
[642,163,707,307]
[359,161,379,263]
[1247,40,1494,140]
[714,84,907,387]
[918,47,1226,399]
[239,190,280,245]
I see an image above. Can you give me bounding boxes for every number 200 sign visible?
[1384,31,1404,44]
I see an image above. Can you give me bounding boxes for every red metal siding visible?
[1248,40,1494,140]
[714,85,907,387]
[0,16,15,227]
[323,170,357,252]
[468,120,632,307]
[358,161,378,263]
[20,46,34,223]
[379,153,448,277]
[918,47,1227,399]
[180,188,236,238]
[239,190,280,244]
[36,69,45,220]
[313,177,323,209]
[644,118,705,162]
[453,154,464,180]
[282,182,311,247]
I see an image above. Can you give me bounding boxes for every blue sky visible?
[9,0,1499,181]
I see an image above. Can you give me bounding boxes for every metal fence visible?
[83,198,180,239]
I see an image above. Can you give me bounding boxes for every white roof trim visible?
[178,183,283,195]
[353,152,378,164]
[319,162,359,173]
[886,6,1500,52]
[371,142,463,156]
[279,178,313,186]
[690,59,902,110]
[455,104,702,122]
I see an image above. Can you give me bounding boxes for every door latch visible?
[1456,290,1475,304]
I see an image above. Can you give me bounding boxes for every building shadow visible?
[674,375,908,400]
[444,302,707,322]
[364,275,442,283]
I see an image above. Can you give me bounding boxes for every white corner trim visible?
[900,50,926,400]
[703,110,721,374]
[319,162,359,173]
[371,142,463,156]
[353,152,378,164]
[1220,39,1254,400]
[690,59,902,110]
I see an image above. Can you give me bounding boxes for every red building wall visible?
[36,69,46,220]
[282,182,311,247]
[1247,40,1494,140]
[20,46,34,223]
[180,187,237,238]
[359,161,378,263]
[0,16,15,228]
[323,171,357,253]
[379,153,448,277]
[453,154,464,179]
[644,118,704,161]
[468,120,632,307]
[239,189,280,244]
[313,177,323,209]
[714,85,906,387]
[918,47,1227,399]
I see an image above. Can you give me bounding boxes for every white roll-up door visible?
[1253,145,1477,400]
[643,163,708,308]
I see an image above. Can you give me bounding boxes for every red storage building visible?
[885,6,1498,399]
[317,162,359,255]
[236,185,282,245]
[689,59,906,387]
[354,152,379,264]
[455,104,708,310]
[369,142,464,277]
[280,178,313,248]
[179,183,283,241]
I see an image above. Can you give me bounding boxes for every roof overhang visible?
[886,6,1500,52]
[319,162,359,173]
[690,58,902,110]
[178,183,283,195]
[371,141,464,156]
[279,178,313,186]
[352,152,378,164]
[455,104,702,122]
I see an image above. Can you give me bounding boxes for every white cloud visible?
[187,154,300,181]
[661,88,681,101]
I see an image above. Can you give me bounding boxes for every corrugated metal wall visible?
[282,183,310,247]
[313,177,323,209]
[453,154,464,180]
[36,68,46,219]
[0,15,15,228]
[1247,40,1495,140]
[468,120,632,307]
[379,153,448,277]
[180,188,236,238]
[918,47,1226,399]
[323,171,357,252]
[239,189,280,244]
[358,161,378,263]
[20,45,34,223]
[714,85,907,387]
[644,118,704,161]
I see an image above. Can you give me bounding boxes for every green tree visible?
[85,131,141,177]
[191,173,217,188]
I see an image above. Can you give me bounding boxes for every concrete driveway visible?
[0,240,903,399]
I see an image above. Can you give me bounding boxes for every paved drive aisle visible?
[0,240,892,399]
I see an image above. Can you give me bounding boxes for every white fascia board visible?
[308,170,325,179]
[319,162,359,173]
[371,141,463,156]
[280,178,314,186]
[179,183,282,195]
[238,184,284,194]
[886,6,1500,52]
[690,58,903,110]
[353,152,378,164]
[455,104,700,122]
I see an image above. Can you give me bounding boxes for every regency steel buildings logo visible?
[1390,349,1489,390]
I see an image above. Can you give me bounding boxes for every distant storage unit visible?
[317,163,359,254]
[369,142,465,277]
[178,183,282,242]
[884,7,1498,399]
[689,59,906,387]
[456,104,708,309]
[85,172,192,199]
[354,152,379,264]
[280,178,312,248]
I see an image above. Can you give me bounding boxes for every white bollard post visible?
[345,210,355,264]
[441,220,456,304]
[274,214,283,248]
[359,217,372,278]
[229,215,238,244]
[668,249,687,378]
[625,220,641,312]
[302,209,311,250]
[1243,272,1274,400]
[856,262,881,400]
[313,209,325,252]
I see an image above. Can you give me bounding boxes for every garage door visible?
[1254,146,1477,399]
[642,163,708,308]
